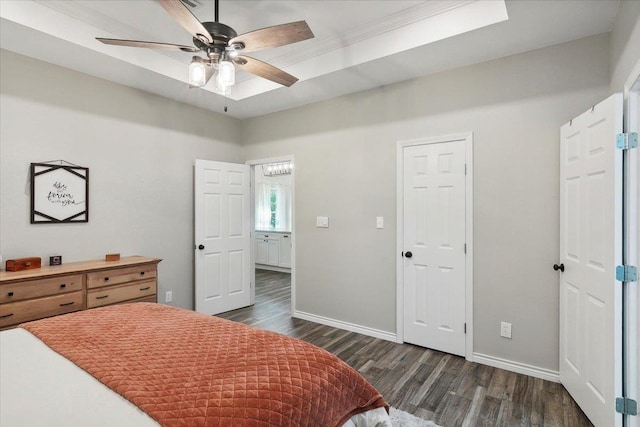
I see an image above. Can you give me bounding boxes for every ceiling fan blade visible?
[234,56,299,87]
[229,21,314,53]
[156,0,213,45]
[96,38,200,52]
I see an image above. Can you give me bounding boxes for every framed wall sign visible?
[30,163,89,223]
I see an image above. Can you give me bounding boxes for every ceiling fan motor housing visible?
[194,21,237,49]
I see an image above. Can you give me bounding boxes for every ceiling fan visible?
[96,0,314,92]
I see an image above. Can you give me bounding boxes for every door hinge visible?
[464,323,467,334]
[616,265,638,282]
[616,132,638,150]
[465,164,467,175]
[616,397,638,416]
[464,243,467,254]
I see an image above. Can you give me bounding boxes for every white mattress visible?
[0,328,391,427]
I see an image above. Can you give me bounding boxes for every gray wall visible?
[2,24,632,373]
[609,0,640,91]
[240,34,610,371]
[0,50,243,310]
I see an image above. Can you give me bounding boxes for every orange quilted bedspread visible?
[21,303,387,427]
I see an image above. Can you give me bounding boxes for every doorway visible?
[247,156,296,313]
[396,133,474,359]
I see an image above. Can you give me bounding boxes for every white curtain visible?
[255,182,272,230]
[273,183,291,231]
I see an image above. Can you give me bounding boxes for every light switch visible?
[316,216,329,228]
[376,217,384,229]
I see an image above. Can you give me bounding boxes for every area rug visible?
[389,407,441,427]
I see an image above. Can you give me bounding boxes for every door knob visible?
[405,251,413,258]
[553,263,564,272]
[198,244,205,250]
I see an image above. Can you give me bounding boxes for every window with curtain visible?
[256,181,291,231]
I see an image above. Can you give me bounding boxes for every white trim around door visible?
[623,59,640,427]
[246,156,296,312]
[396,132,474,361]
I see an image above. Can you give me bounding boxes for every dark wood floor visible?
[217,270,592,427]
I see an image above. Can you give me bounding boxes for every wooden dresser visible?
[0,256,161,329]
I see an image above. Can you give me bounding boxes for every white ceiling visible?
[0,0,619,119]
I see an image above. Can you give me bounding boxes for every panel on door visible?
[195,160,251,315]
[559,93,622,427]
[402,140,466,356]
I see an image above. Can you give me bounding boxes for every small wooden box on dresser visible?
[0,256,161,330]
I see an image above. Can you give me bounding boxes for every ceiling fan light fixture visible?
[189,57,208,87]
[217,60,235,87]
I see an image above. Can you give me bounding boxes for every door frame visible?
[623,59,640,427]
[246,155,296,311]
[396,132,474,361]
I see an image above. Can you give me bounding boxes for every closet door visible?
[401,138,467,357]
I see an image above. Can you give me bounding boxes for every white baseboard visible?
[256,264,291,273]
[293,310,397,342]
[472,352,560,383]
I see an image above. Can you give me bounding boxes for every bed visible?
[0,303,390,427]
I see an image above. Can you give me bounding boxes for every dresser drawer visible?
[87,280,157,308]
[0,274,83,303]
[0,291,83,328]
[87,264,157,289]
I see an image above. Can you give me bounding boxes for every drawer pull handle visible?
[140,272,145,276]
[60,284,66,289]
[104,277,110,281]
[59,301,75,307]
[139,286,151,291]
[0,313,14,319]
[7,292,14,297]
[96,295,109,300]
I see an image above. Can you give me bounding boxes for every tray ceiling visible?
[0,0,620,118]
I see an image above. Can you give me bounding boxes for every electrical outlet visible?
[165,291,172,303]
[316,216,329,228]
[500,322,512,339]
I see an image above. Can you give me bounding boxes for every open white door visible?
[400,136,468,357]
[559,94,623,427]
[195,159,251,315]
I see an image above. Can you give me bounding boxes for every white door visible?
[195,159,251,315]
[402,140,467,356]
[559,94,622,427]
